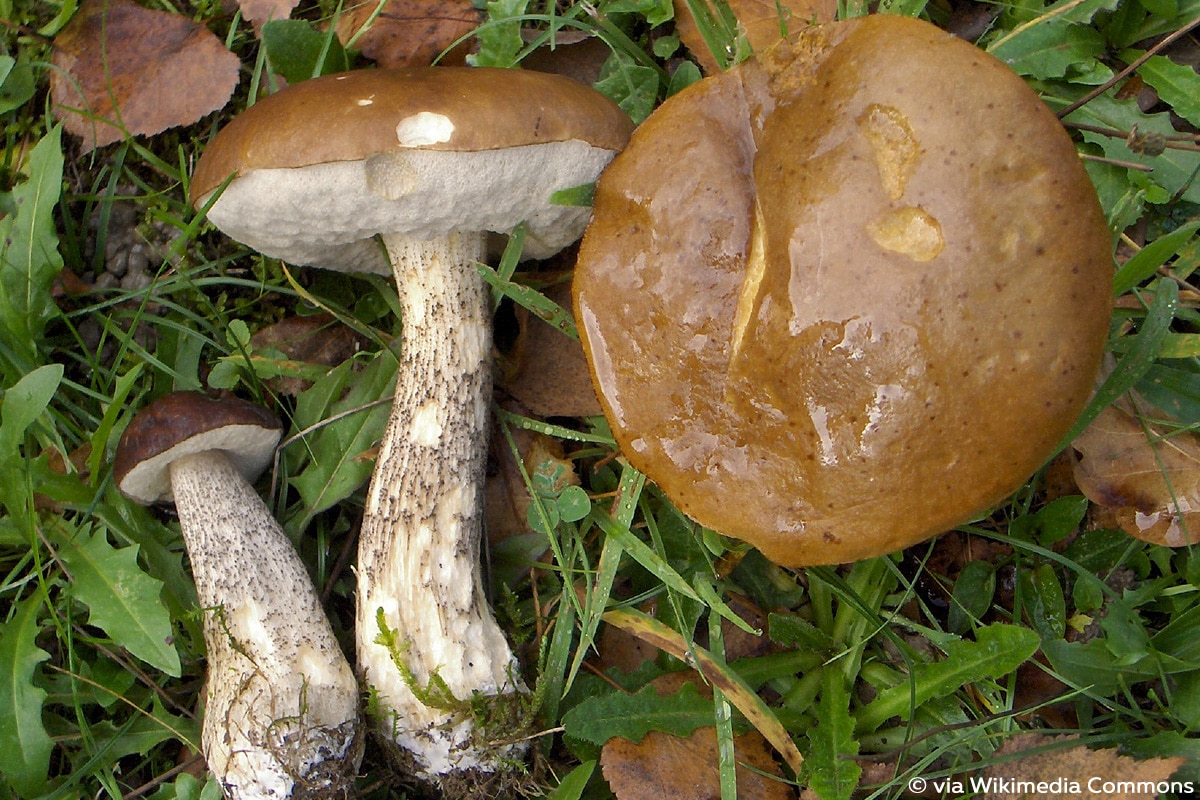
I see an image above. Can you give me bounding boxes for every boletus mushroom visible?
[573,15,1112,567]
[113,391,360,799]
[189,67,634,790]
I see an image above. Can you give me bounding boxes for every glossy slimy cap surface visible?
[574,15,1112,566]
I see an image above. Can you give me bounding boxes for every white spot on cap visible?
[396,112,455,147]
[358,97,374,106]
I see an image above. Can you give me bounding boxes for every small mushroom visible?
[113,391,360,799]
[189,67,634,790]
[573,15,1112,567]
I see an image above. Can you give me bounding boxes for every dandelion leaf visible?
[0,596,53,797]
[61,527,181,676]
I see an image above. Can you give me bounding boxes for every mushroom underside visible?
[197,141,615,273]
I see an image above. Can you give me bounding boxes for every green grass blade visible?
[1112,219,1200,296]
[548,760,596,800]
[1055,278,1178,452]
[589,510,702,603]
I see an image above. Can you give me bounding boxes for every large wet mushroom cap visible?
[189,66,635,273]
[573,15,1112,567]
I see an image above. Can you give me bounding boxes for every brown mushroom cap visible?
[191,67,633,199]
[573,15,1112,567]
[114,391,284,505]
[190,67,635,273]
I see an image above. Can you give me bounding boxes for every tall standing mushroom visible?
[189,67,634,791]
[113,391,361,800]
[574,15,1112,566]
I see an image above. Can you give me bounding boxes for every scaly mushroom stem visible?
[169,449,361,800]
[357,231,527,786]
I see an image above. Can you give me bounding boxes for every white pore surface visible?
[119,424,282,504]
[198,141,616,275]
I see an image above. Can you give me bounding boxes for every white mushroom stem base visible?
[169,449,361,800]
[356,231,528,789]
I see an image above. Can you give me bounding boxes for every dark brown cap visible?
[114,391,284,505]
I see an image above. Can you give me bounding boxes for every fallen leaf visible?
[594,600,804,775]
[523,35,612,86]
[925,531,1013,584]
[673,0,835,74]
[499,279,601,417]
[237,0,300,31]
[1071,403,1200,546]
[50,0,239,152]
[249,313,367,395]
[52,267,93,298]
[35,443,92,512]
[335,0,481,67]
[1012,659,1077,730]
[718,593,775,661]
[602,727,795,800]
[943,0,1002,41]
[597,595,662,674]
[485,421,579,544]
[981,734,1185,799]
[599,673,794,800]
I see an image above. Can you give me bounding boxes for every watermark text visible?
[906,775,1195,795]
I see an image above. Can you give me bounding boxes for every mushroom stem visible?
[356,231,527,786]
[168,449,361,800]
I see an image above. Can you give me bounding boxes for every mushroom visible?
[573,15,1112,567]
[113,391,360,799]
[188,67,634,790]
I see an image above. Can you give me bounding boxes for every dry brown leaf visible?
[523,36,612,86]
[597,595,662,674]
[35,443,92,512]
[597,593,772,674]
[673,0,835,73]
[484,422,578,545]
[981,734,1185,799]
[1012,659,1076,730]
[50,0,239,152]
[52,267,94,298]
[335,0,481,67]
[499,279,601,417]
[602,728,795,800]
[717,593,774,661]
[249,313,367,396]
[237,0,300,30]
[1071,403,1200,546]
[601,727,795,800]
[592,599,804,774]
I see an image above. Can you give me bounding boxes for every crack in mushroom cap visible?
[190,67,635,273]
[114,391,284,505]
[573,15,1113,567]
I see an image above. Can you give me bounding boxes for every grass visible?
[2,0,1200,796]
